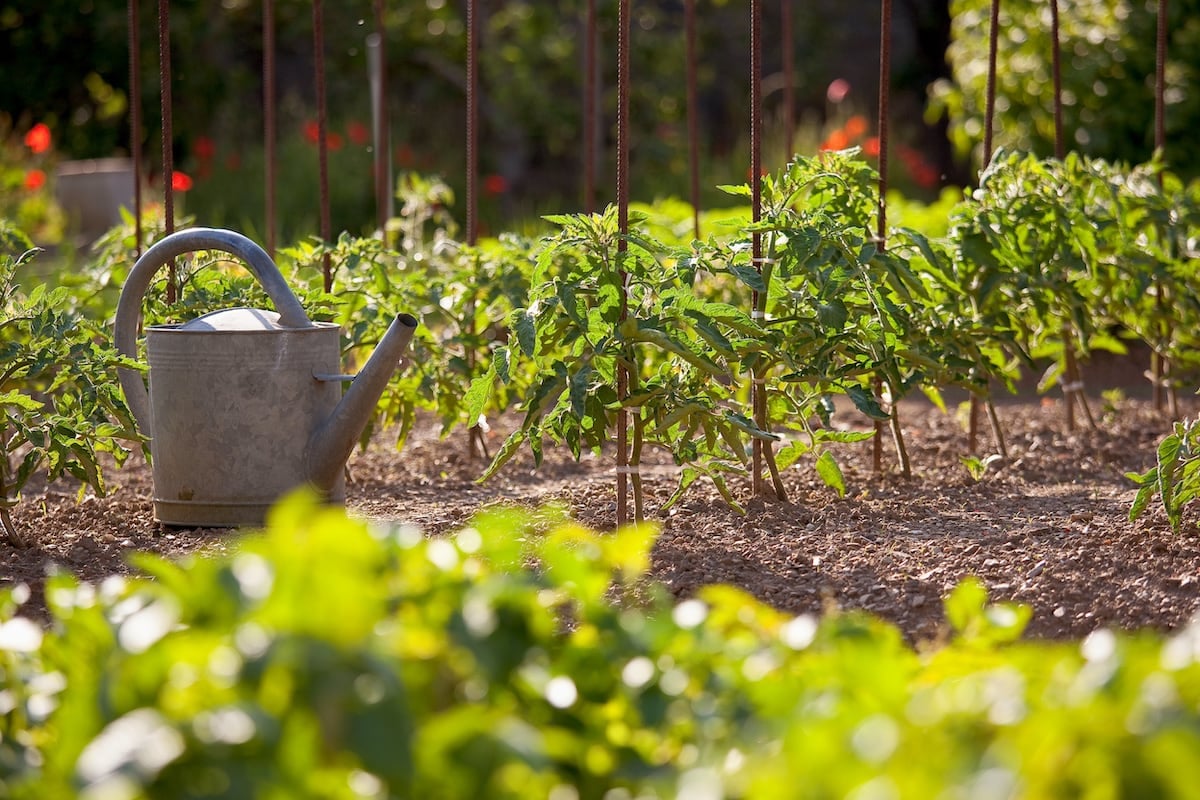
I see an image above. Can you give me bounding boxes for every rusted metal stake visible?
[313,0,332,291]
[157,0,175,303]
[264,0,277,257]
[685,0,701,238]
[128,0,143,258]
[372,0,390,236]
[982,0,1000,168]
[1049,0,1065,159]
[583,0,598,213]
[750,0,765,496]
[616,0,632,525]
[1153,0,1172,413]
[466,0,479,247]
[781,0,795,160]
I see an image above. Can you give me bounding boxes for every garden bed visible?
[7,390,1200,644]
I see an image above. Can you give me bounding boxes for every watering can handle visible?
[113,227,314,433]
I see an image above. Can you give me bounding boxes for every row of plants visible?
[1,492,1198,797]
[5,144,1200,538]
[462,147,1200,513]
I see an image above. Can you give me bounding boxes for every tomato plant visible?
[0,224,142,546]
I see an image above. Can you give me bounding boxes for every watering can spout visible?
[306,313,419,494]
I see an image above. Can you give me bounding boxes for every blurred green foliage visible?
[2,492,1200,797]
[932,0,1200,179]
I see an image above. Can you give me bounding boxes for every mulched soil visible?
[6,388,1200,646]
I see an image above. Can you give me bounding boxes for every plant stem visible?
[967,394,980,454]
[1153,285,1168,412]
[1062,327,1078,431]
[887,382,911,478]
[872,374,884,474]
[764,439,788,501]
[0,441,29,548]
[630,409,645,523]
[1151,348,1164,412]
[986,398,1009,459]
[1066,351,1097,431]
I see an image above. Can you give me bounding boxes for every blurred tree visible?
[1,0,955,233]
[930,0,1200,178]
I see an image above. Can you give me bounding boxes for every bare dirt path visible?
[6,394,1200,645]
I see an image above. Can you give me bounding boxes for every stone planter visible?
[54,157,136,247]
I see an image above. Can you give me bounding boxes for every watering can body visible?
[114,228,417,527]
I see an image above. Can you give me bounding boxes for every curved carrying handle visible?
[113,227,313,434]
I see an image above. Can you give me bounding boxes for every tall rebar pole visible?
[466,0,479,246]
[871,0,893,475]
[583,0,597,213]
[1049,0,1093,431]
[1155,0,1168,157]
[1049,0,1065,159]
[313,0,332,291]
[616,0,631,525]
[372,0,389,236]
[157,0,175,303]
[128,0,143,258]
[685,0,701,238]
[264,0,277,257]
[879,0,910,476]
[465,0,486,459]
[1153,0,1170,413]
[876,0,891,248]
[750,0,767,496]
[970,0,1003,455]
[982,0,1000,169]
[781,0,795,161]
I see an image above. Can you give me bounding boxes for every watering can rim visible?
[150,306,341,333]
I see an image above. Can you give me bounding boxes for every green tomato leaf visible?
[814,450,846,497]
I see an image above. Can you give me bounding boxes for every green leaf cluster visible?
[1129,416,1200,532]
[3,494,1200,798]
[0,226,142,544]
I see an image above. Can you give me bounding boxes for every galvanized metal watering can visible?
[114,227,418,526]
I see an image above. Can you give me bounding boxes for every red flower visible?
[347,120,370,146]
[819,129,851,152]
[910,162,939,189]
[193,136,216,160]
[483,174,508,195]
[23,169,46,190]
[327,131,344,151]
[171,170,193,192]
[863,136,881,157]
[24,123,51,154]
[843,115,869,140]
[303,121,321,144]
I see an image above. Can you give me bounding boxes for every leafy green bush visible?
[1129,416,1200,532]
[2,492,1199,798]
[0,224,141,546]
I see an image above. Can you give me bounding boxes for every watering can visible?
[114,227,418,527]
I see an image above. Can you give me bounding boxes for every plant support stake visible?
[616,0,633,524]
[157,0,175,303]
[128,0,143,259]
[465,0,487,460]
[313,0,332,291]
[264,0,277,257]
